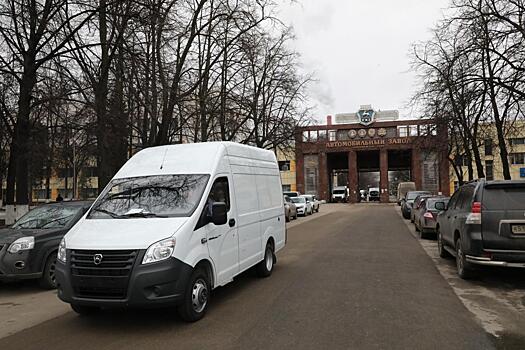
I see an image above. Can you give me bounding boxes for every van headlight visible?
[8,236,35,254]
[143,238,176,264]
[57,238,67,263]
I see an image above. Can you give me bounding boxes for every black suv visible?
[435,180,525,279]
[0,201,92,288]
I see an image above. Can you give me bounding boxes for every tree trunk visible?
[15,72,36,205]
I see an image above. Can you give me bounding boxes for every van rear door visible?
[481,183,525,250]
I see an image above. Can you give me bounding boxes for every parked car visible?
[291,196,312,216]
[413,197,450,239]
[283,195,298,222]
[435,180,525,279]
[332,186,347,202]
[0,201,92,289]
[397,182,416,205]
[401,191,432,219]
[410,194,433,223]
[55,142,286,322]
[283,191,301,198]
[368,187,380,201]
[301,195,320,213]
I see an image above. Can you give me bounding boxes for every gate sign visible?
[521,168,525,178]
[357,108,376,126]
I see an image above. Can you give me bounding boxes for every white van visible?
[55,142,286,322]
[332,186,347,202]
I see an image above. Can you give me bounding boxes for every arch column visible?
[347,150,358,203]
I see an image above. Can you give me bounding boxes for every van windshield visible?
[88,174,210,219]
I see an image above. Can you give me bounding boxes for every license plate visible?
[511,225,525,235]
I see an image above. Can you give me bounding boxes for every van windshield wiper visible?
[92,208,125,219]
[121,208,168,218]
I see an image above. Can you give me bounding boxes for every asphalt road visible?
[0,204,498,349]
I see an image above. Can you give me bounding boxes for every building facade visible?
[450,124,525,192]
[296,106,450,203]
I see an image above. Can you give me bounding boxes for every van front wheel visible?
[177,268,210,322]
[256,243,275,278]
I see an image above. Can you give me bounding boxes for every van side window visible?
[195,177,230,231]
[208,177,230,212]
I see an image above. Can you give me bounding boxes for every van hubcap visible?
[192,279,208,313]
[265,250,273,271]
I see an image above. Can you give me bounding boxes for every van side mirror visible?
[435,201,447,211]
[211,202,228,225]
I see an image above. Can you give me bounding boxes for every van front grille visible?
[70,250,138,300]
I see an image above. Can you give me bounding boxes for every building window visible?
[510,153,525,165]
[328,130,337,141]
[484,139,493,156]
[282,185,291,192]
[278,161,291,172]
[409,125,418,137]
[80,188,99,199]
[455,155,469,167]
[510,138,525,146]
[309,130,318,142]
[398,126,408,137]
[304,155,319,195]
[33,189,48,200]
[58,168,74,178]
[82,167,98,177]
[485,160,494,180]
[318,130,327,141]
[302,131,309,142]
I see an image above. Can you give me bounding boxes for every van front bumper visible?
[55,252,193,308]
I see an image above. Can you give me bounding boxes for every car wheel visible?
[437,229,450,258]
[285,212,290,222]
[177,267,211,322]
[419,222,428,239]
[455,238,474,279]
[71,304,100,315]
[256,242,275,278]
[402,209,410,220]
[39,253,57,289]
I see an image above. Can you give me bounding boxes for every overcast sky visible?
[278,0,450,123]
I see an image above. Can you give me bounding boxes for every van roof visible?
[114,142,276,179]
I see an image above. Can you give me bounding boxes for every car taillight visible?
[466,201,482,224]
[423,212,434,220]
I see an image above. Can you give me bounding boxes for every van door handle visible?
[208,235,222,241]
[229,219,236,227]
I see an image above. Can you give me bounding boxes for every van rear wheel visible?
[177,267,210,322]
[256,243,275,278]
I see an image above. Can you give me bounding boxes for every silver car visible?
[291,196,312,216]
[283,195,298,222]
[301,194,320,213]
